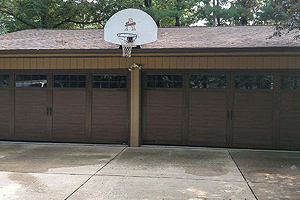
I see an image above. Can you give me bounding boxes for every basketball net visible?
[121,42,134,58]
[117,33,137,58]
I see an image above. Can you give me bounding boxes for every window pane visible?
[92,75,127,88]
[281,76,300,89]
[54,75,61,81]
[53,74,86,88]
[189,75,226,89]
[15,74,47,87]
[0,74,9,87]
[70,82,77,87]
[78,82,86,88]
[234,75,273,89]
[93,82,100,88]
[70,75,78,81]
[102,82,110,88]
[62,75,70,81]
[147,75,182,88]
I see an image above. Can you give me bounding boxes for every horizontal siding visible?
[0,56,299,70]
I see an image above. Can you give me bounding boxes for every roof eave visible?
[0,46,299,55]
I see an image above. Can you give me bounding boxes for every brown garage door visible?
[14,74,49,140]
[0,71,129,144]
[143,74,184,145]
[188,74,228,146]
[279,76,300,150]
[91,75,129,144]
[0,74,10,139]
[52,74,87,141]
[142,72,281,149]
[232,75,274,149]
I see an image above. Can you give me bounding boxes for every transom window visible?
[147,75,182,88]
[15,74,47,87]
[0,74,9,87]
[234,75,273,89]
[53,75,86,88]
[281,76,300,89]
[189,75,226,89]
[93,75,127,88]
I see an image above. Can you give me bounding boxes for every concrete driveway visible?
[0,142,299,200]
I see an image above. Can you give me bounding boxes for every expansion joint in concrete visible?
[64,147,127,200]
[227,150,258,200]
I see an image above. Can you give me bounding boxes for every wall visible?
[0,52,299,70]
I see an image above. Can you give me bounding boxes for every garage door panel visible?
[52,126,86,139]
[143,105,183,144]
[15,90,48,139]
[189,92,226,107]
[92,125,127,141]
[0,90,10,137]
[52,91,87,140]
[15,91,47,106]
[93,91,127,107]
[146,90,182,107]
[92,90,128,143]
[233,93,273,148]
[145,125,182,142]
[53,91,86,105]
[92,108,127,124]
[280,93,300,149]
[188,91,227,146]
[146,107,182,125]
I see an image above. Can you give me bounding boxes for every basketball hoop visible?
[117,33,137,57]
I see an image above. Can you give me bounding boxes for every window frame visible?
[53,74,87,88]
[189,74,227,89]
[92,74,128,89]
[234,74,274,90]
[146,74,183,89]
[15,74,48,88]
[0,74,10,88]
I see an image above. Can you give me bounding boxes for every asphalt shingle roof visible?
[0,26,299,50]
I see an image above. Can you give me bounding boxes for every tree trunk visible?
[144,0,152,7]
[216,0,221,26]
[175,0,180,26]
[175,17,180,26]
[240,16,248,25]
[213,0,216,26]
[155,20,160,27]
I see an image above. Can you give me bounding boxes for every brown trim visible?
[226,74,234,147]
[86,73,92,139]
[182,74,189,145]
[47,74,53,139]
[1,51,300,59]
[9,72,15,138]
[272,74,281,149]
[0,47,299,55]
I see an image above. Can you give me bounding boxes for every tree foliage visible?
[0,0,299,39]
[272,0,300,39]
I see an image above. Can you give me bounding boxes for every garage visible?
[0,71,129,144]
[0,27,300,150]
[142,71,300,150]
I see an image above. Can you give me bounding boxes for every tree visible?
[0,0,122,33]
[228,0,259,25]
[272,0,300,39]
[194,0,231,26]
[136,0,197,27]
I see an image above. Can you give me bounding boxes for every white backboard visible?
[104,9,158,46]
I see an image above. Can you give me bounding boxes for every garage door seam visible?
[228,150,258,200]
[64,146,127,200]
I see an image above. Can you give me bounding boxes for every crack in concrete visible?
[64,146,127,200]
[94,173,246,182]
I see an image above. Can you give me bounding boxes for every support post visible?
[130,63,141,147]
